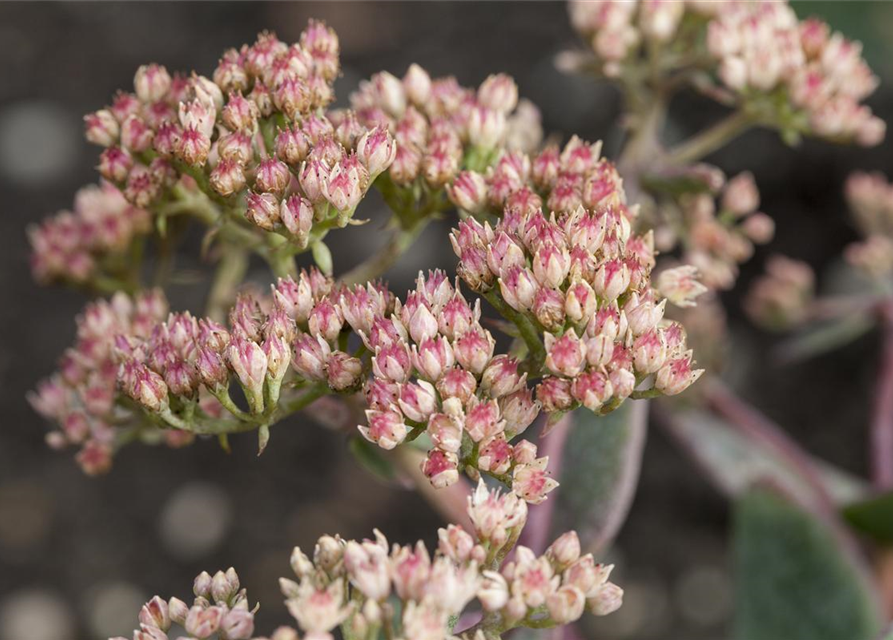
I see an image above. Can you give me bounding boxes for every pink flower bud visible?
[584,334,614,369]
[547,531,581,570]
[177,126,211,166]
[422,449,459,488]
[572,370,613,411]
[564,280,596,325]
[84,110,119,146]
[547,585,586,624]
[592,259,631,302]
[438,523,475,563]
[276,125,311,166]
[465,399,504,443]
[360,410,407,450]
[122,361,168,412]
[168,598,189,626]
[365,377,399,412]
[214,57,249,94]
[264,333,292,383]
[438,294,476,340]
[179,98,216,139]
[356,126,397,177]
[481,355,526,398]
[197,347,228,389]
[589,582,624,616]
[280,195,314,242]
[255,158,291,194]
[457,246,494,291]
[218,130,254,164]
[532,145,560,189]
[398,380,438,422]
[545,330,586,377]
[722,172,760,216]
[478,436,513,475]
[391,542,432,602]
[626,296,666,335]
[139,596,170,631]
[389,144,422,185]
[536,377,574,413]
[478,73,519,113]
[452,328,495,375]
[478,570,510,612]
[500,389,539,437]
[308,299,344,343]
[372,341,412,383]
[403,64,432,105]
[487,232,526,279]
[657,265,707,309]
[274,77,312,119]
[220,609,254,640]
[245,191,280,230]
[435,367,476,403]
[274,276,314,324]
[120,115,154,153]
[221,93,259,132]
[98,147,133,183]
[609,368,635,400]
[185,605,224,639]
[335,112,364,149]
[655,351,703,396]
[293,334,331,381]
[533,287,566,331]
[134,64,171,103]
[448,170,488,213]
[209,158,246,197]
[741,212,775,245]
[316,350,358,391]
[428,413,463,453]
[632,329,668,374]
[422,148,460,188]
[300,158,329,204]
[468,106,507,149]
[164,359,198,397]
[513,457,558,504]
[498,266,538,312]
[227,336,267,403]
[211,568,240,604]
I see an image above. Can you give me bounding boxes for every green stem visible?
[666,109,755,165]
[482,290,545,374]
[342,219,430,285]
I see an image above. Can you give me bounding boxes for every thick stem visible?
[871,302,893,489]
[665,109,754,165]
[342,220,429,285]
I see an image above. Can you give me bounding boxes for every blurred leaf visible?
[550,401,648,553]
[843,490,893,544]
[777,314,875,363]
[665,408,867,507]
[735,487,881,640]
[349,437,395,481]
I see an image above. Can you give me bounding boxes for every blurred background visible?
[1,2,893,639]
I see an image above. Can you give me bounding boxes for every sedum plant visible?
[24,2,893,639]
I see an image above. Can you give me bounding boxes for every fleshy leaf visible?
[776,313,874,364]
[663,408,867,508]
[549,401,648,554]
[349,436,395,481]
[734,487,881,640]
[842,490,893,544]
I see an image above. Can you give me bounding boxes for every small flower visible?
[359,410,408,450]
[356,126,397,177]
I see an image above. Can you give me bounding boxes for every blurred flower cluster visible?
[566,0,884,145]
[110,482,622,640]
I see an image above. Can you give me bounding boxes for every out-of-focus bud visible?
[222,93,259,131]
[479,570,510,611]
[211,568,239,604]
[390,144,422,185]
[360,410,407,450]
[657,266,707,308]
[84,110,119,147]
[134,64,172,103]
[423,449,460,488]
[546,531,581,570]
[404,64,432,105]
[185,605,224,639]
[548,585,587,624]
[220,609,254,640]
[448,170,489,213]
[139,596,171,631]
[588,582,624,616]
[245,191,280,230]
[722,172,759,216]
[536,376,574,413]
[120,115,154,153]
[468,106,507,149]
[168,597,189,626]
[478,73,519,113]
[210,158,247,197]
[98,147,133,182]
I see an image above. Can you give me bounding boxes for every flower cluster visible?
[566,0,884,146]
[350,66,542,193]
[110,482,622,640]
[76,22,397,267]
[28,182,150,285]
[110,568,256,640]
[745,254,816,330]
[657,170,775,291]
[27,290,173,475]
[843,171,893,278]
[447,138,704,412]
